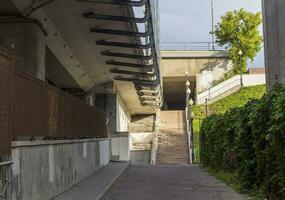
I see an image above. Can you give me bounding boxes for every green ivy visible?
[200,85,285,199]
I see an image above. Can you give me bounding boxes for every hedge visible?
[200,85,285,199]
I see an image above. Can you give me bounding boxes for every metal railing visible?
[0,160,12,200]
[160,42,227,51]
[197,76,241,104]
[13,70,108,138]
[0,46,13,156]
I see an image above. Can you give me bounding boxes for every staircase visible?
[156,111,190,165]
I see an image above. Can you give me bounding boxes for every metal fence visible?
[13,71,107,139]
[160,42,227,51]
[0,46,108,157]
[0,47,13,156]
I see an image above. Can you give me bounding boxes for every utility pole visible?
[211,0,215,51]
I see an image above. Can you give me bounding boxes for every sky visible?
[159,0,264,67]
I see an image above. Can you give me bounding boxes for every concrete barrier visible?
[11,139,110,200]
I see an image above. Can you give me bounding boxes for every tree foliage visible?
[200,85,285,199]
[213,9,263,73]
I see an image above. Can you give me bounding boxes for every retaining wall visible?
[11,139,110,200]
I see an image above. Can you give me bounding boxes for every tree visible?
[213,9,263,73]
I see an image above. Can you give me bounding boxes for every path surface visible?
[55,162,129,200]
[103,165,245,200]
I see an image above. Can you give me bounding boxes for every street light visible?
[186,80,190,87]
[186,88,191,95]
[188,99,194,106]
[238,50,244,87]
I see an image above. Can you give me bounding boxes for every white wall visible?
[111,136,130,161]
[111,93,131,161]
[197,74,266,104]
[116,94,130,132]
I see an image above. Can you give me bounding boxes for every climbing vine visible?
[200,85,285,199]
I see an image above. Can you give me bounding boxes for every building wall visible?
[262,0,285,89]
[11,139,109,200]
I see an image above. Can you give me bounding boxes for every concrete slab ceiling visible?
[5,0,141,88]
[3,0,157,115]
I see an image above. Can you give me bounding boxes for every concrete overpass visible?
[0,1,162,199]
[161,50,233,109]
[0,0,162,114]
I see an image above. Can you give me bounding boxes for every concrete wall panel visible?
[11,139,109,200]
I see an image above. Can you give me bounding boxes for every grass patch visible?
[192,85,266,164]
[193,119,201,163]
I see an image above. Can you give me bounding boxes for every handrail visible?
[0,161,13,167]
[160,42,227,51]
[197,76,241,102]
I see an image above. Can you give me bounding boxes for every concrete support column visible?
[0,23,46,81]
[106,94,117,135]
[263,0,285,89]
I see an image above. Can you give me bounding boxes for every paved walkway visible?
[55,162,129,200]
[103,165,245,200]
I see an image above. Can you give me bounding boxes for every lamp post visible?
[186,80,194,164]
[238,50,244,87]
[188,98,195,163]
[186,80,191,109]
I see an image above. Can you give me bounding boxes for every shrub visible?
[200,84,285,199]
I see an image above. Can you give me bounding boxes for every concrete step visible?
[157,110,190,165]
[132,143,152,151]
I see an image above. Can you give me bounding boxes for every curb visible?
[96,162,130,200]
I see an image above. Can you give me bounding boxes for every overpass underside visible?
[161,50,233,110]
[0,0,162,199]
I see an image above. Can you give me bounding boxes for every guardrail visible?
[197,74,266,104]
[197,76,241,104]
[160,42,227,51]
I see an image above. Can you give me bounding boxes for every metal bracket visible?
[83,9,150,23]
[101,50,154,60]
[90,26,152,37]
[106,60,156,69]
[96,40,153,49]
